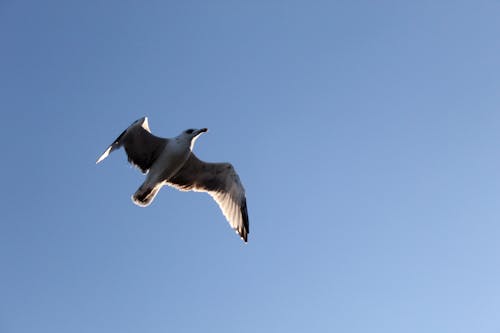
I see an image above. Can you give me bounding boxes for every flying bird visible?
[96,117,249,242]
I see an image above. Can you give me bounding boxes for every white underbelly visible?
[148,144,190,183]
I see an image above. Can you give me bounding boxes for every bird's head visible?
[180,128,208,149]
[183,128,208,137]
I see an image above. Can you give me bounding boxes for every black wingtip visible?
[240,198,249,243]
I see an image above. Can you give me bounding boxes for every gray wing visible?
[167,153,249,242]
[96,117,167,173]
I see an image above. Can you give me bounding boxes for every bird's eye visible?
[186,129,194,134]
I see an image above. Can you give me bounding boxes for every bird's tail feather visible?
[132,184,161,207]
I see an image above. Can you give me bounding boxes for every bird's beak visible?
[197,128,208,135]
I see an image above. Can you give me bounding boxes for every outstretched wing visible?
[96,117,167,173]
[167,153,249,242]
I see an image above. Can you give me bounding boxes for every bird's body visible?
[135,134,193,206]
[96,117,249,242]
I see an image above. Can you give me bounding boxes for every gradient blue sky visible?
[1,1,500,332]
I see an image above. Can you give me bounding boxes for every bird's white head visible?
[178,128,208,150]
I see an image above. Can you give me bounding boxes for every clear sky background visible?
[1,1,499,332]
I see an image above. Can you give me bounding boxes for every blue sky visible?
[1,1,500,332]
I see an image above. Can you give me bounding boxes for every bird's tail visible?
[132,184,161,207]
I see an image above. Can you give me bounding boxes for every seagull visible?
[96,117,249,242]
